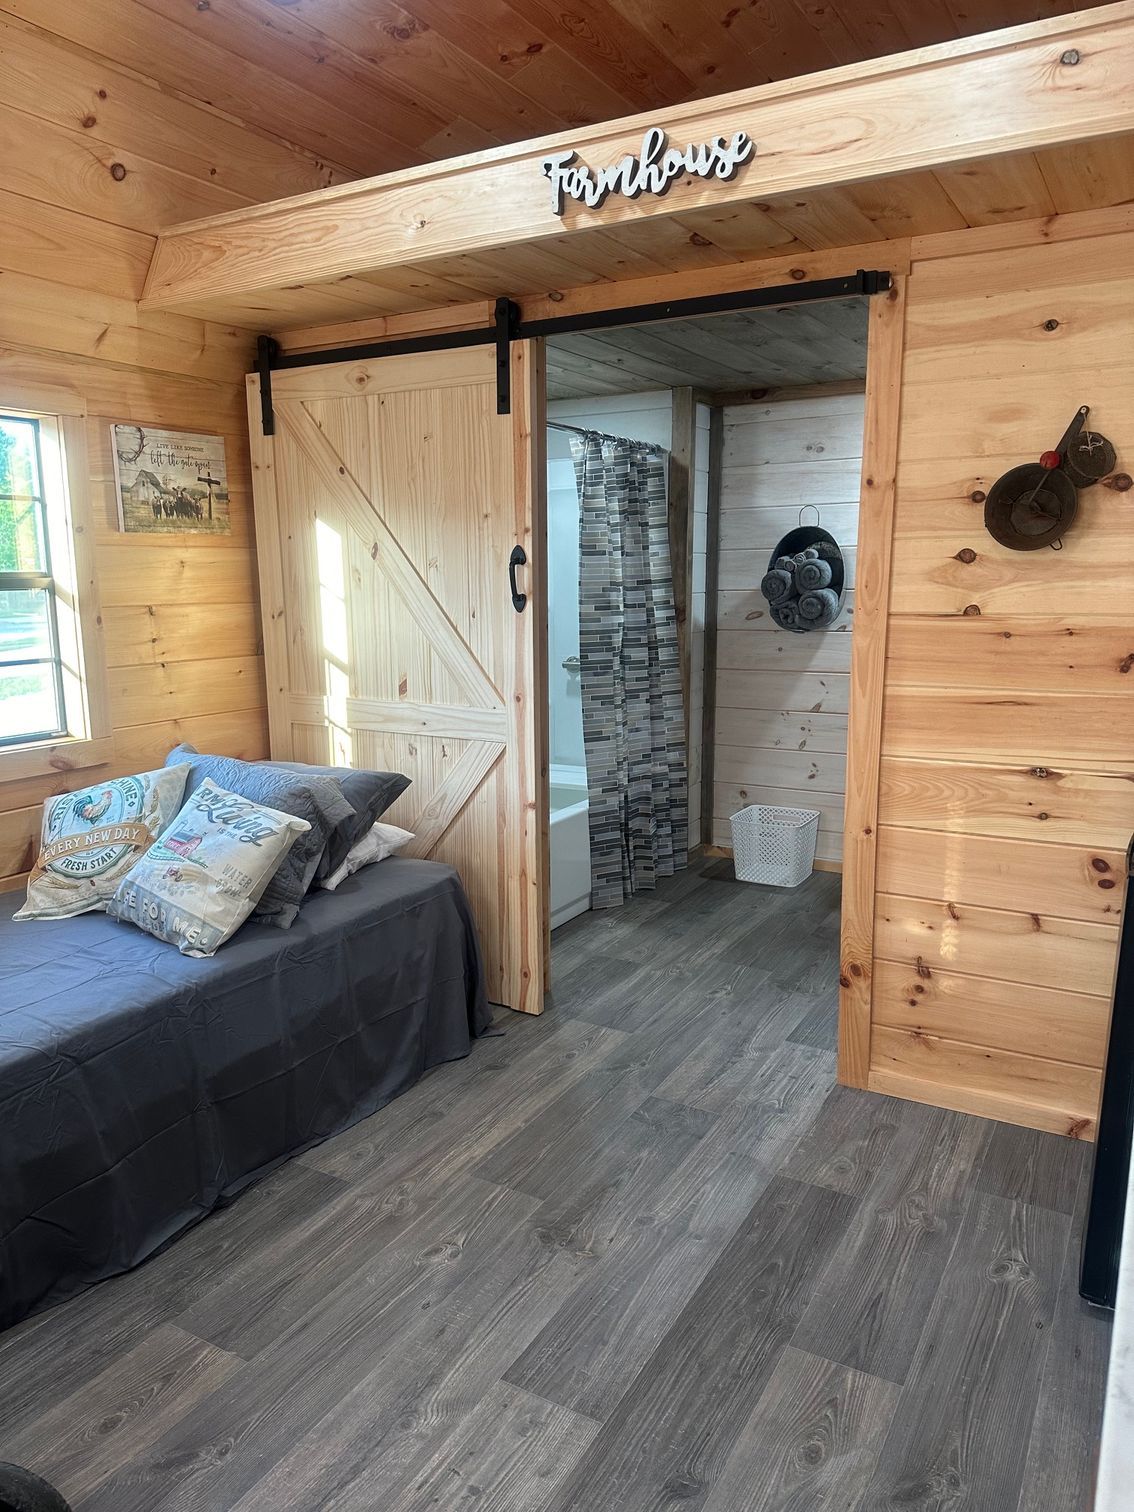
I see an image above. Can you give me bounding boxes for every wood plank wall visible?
[711,390,865,863]
[866,226,1134,1139]
[0,9,342,890]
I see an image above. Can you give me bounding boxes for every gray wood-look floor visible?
[0,858,1112,1512]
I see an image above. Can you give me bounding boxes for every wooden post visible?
[668,386,694,738]
[701,406,723,850]
[838,276,907,1089]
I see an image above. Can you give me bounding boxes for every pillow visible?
[15,764,190,922]
[318,821,415,892]
[259,759,411,877]
[108,778,310,957]
[163,745,354,928]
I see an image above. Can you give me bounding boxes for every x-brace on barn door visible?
[247,342,548,1014]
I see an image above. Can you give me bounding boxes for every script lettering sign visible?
[541,126,755,216]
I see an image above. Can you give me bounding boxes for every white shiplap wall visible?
[711,390,864,864]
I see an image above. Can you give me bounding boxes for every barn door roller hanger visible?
[253,269,893,432]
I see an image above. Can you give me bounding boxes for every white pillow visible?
[15,764,190,921]
[318,821,414,891]
[108,778,310,957]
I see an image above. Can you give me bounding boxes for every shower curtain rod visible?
[547,419,666,452]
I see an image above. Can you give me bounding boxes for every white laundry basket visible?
[730,804,820,887]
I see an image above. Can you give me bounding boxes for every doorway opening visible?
[542,295,869,993]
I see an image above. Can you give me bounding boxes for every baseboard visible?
[703,844,843,876]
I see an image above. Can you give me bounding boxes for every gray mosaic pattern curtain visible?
[572,433,688,910]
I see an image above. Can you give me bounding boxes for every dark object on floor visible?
[0,1464,72,1512]
[0,858,490,1329]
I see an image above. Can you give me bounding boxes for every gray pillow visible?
[264,760,410,876]
[164,745,355,928]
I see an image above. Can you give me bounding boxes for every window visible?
[0,398,109,777]
[0,415,67,746]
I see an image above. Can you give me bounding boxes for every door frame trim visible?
[837,275,907,1089]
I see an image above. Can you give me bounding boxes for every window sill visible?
[0,735,114,785]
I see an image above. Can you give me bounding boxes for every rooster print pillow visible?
[15,764,190,921]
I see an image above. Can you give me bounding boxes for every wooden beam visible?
[909,198,1134,263]
[668,387,694,729]
[144,5,1134,316]
[259,201,1134,355]
[838,274,907,1091]
[701,378,867,409]
[701,407,723,851]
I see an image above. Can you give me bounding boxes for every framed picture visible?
[111,424,231,534]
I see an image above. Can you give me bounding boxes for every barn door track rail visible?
[254,268,892,432]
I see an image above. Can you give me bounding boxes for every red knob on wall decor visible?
[1039,450,1061,470]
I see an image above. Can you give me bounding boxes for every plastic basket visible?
[730,804,820,888]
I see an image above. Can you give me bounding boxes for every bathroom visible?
[543,302,866,931]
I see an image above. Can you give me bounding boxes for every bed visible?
[0,857,491,1329]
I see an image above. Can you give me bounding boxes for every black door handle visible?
[509,545,527,612]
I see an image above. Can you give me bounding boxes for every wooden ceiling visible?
[68,0,1084,182]
[546,298,868,398]
[130,0,1134,331]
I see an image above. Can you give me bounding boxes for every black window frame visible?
[0,413,68,748]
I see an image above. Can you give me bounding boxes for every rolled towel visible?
[796,557,832,592]
[772,598,801,631]
[798,587,840,626]
[761,567,793,604]
[775,555,795,573]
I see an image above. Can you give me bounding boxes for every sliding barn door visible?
[247,344,547,1014]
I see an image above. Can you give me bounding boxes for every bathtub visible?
[549,763,591,929]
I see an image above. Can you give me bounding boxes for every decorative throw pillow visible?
[318,821,415,892]
[108,778,311,957]
[259,759,411,878]
[14,765,190,922]
[163,745,355,928]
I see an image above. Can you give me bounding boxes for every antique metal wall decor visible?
[984,405,1117,551]
[541,126,755,216]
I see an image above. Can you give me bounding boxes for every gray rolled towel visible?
[797,557,833,592]
[798,587,840,626]
[775,555,796,573]
[772,598,801,630]
[761,567,793,605]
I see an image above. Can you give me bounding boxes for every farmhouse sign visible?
[541,126,755,216]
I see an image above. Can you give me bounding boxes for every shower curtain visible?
[572,432,688,909]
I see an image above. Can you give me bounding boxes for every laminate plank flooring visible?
[0,857,1111,1512]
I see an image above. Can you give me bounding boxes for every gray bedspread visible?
[0,858,491,1329]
